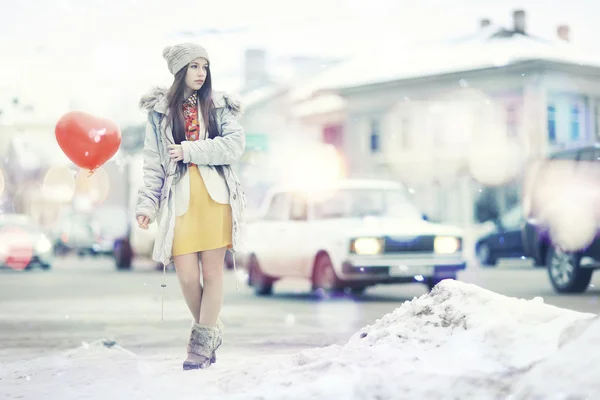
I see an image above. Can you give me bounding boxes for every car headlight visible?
[351,237,384,255]
[434,236,461,254]
[36,236,52,253]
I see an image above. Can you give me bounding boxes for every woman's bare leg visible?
[173,253,202,323]
[198,247,227,327]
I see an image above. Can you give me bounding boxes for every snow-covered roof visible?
[240,56,345,110]
[291,93,346,118]
[290,27,600,99]
[271,178,405,194]
[240,84,288,110]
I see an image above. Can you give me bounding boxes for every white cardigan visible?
[172,108,230,217]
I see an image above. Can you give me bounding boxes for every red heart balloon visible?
[55,111,122,171]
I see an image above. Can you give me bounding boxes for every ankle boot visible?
[183,323,219,371]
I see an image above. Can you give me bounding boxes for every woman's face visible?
[185,57,209,91]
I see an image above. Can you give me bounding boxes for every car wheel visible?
[547,246,592,293]
[312,254,343,294]
[476,243,496,266]
[114,239,133,270]
[248,255,273,296]
[116,256,132,269]
[54,244,68,256]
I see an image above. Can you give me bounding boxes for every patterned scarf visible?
[182,91,204,166]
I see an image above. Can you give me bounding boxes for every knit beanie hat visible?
[162,43,210,76]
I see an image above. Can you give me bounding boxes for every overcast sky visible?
[1,0,599,125]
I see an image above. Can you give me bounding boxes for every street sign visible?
[245,133,269,151]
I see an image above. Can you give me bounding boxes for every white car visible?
[240,179,466,296]
[0,214,54,270]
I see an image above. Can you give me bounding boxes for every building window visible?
[571,104,580,141]
[547,94,590,146]
[370,119,381,153]
[547,104,556,144]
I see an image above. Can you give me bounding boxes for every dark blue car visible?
[475,206,526,266]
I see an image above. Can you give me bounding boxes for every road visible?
[0,255,599,364]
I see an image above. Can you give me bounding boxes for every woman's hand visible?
[137,215,150,230]
[168,144,184,162]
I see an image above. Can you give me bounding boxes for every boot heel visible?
[183,362,201,371]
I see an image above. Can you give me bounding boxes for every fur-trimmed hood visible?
[139,87,242,116]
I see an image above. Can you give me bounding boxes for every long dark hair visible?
[166,63,220,145]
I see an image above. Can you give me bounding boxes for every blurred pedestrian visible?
[135,42,246,370]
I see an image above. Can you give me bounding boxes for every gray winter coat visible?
[136,87,247,267]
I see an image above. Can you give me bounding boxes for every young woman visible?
[136,42,246,370]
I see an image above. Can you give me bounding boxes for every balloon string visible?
[88,169,96,177]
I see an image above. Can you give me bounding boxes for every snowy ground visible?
[1,257,599,399]
[1,279,599,399]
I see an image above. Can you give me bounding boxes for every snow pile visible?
[349,279,586,375]
[236,279,597,399]
[2,280,599,400]
[513,317,600,399]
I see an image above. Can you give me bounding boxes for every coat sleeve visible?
[180,107,246,166]
[135,113,165,222]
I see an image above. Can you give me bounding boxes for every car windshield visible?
[313,189,423,220]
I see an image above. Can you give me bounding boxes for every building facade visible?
[289,12,600,228]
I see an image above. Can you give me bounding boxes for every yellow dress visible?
[172,92,232,256]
